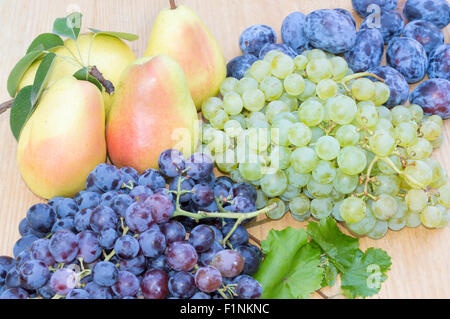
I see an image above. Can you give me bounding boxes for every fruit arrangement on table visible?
[0,0,449,299]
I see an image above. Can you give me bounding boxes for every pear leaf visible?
[7,51,46,98]
[73,68,103,92]
[26,33,64,54]
[53,12,83,40]
[88,28,139,41]
[10,86,33,141]
[31,53,56,106]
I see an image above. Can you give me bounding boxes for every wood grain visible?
[0,0,448,299]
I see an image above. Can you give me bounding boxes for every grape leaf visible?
[319,255,338,288]
[10,86,33,140]
[31,53,56,106]
[73,68,103,92]
[53,12,82,40]
[307,217,359,271]
[26,33,64,54]
[7,51,46,97]
[341,248,392,299]
[88,28,139,41]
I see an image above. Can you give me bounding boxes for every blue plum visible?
[403,20,444,56]
[428,44,450,80]
[258,43,297,59]
[403,0,450,29]
[367,66,410,107]
[239,24,277,57]
[334,8,356,27]
[227,55,258,80]
[410,79,450,119]
[360,10,404,44]
[281,12,308,54]
[352,0,398,18]
[345,28,384,72]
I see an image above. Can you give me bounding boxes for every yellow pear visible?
[17,76,107,199]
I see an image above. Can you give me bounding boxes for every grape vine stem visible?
[380,156,427,189]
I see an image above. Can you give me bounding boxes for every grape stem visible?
[380,156,427,189]
[359,156,379,200]
[340,72,385,84]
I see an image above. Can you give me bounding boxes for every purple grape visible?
[75,191,100,210]
[48,197,64,208]
[169,176,195,203]
[410,78,450,118]
[49,268,77,295]
[87,163,123,192]
[345,28,384,73]
[281,12,308,54]
[234,275,263,299]
[18,218,30,236]
[138,169,166,191]
[30,239,55,267]
[141,269,169,299]
[99,228,118,249]
[89,206,119,233]
[214,176,233,199]
[54,198,78,218]
[147,255,170,272]
[166,242,198,272]
[304,9,356,54]
[236,244,262,275]
[367,66,410,107]
[129,185,154,203]
[118,254,146,276]
[158,149,185,177]
[5,268,20,289]
[51,218,75,233]
[114,235,140,260]
[360,10,404,45]
[192,183,214,207]
[0,287,29,299]
[145,193,175,224]
[92,261,118,287]
[0,257,14,286]
[18,259,50,290]
[428,44,450,80]
[85,281,113,299]
[74,208,93,232]
[77,230,101,263]
[239,24,277,56]
[229,183,257,202]
[188,225,215,253]
[120,167,139,186]
[403,0,450,29]
[14,251,32,270]
[231,196,257,213]
[111,271,139,297]
[352,0,398,18]
[66,288,90,299]
[258,43,297,59]
[227,54,258,80]
[222,224,249,247]
[37,282,55,299]
[111,194,134,217]
[199,241,224,267]
[26,203,56,233]
[191,291,211,299]
[138,227,166,258]
[100,191,119,208]
[160,221,186,244]
[403,20,444,56]
[168,271,196,298]
[195,266,222,293]
[211,250,244,278]
[185,153,214,181]
[125,201,154,234]
[13,235,39,258]
[48,230,79,263]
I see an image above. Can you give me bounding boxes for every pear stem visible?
[0,99,14,115]
[89,66,115,94]
[169,0,177,9]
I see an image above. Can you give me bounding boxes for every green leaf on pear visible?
[53,12,83,40]
[88,28,139,41]
[31,53,56,106]
[73,68,103,92]
[26,33,64,54]
[10,86,33,141]
[7,51,46,98]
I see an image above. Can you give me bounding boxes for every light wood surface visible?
[0,0,448,299]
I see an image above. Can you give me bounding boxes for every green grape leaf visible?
[88,28,139,41]
[307,217,360,272]
[53,12,83,40]
[26,33,64,54]
[7,51,46,97]
[253,227,323,299]
[10,86,33,141]
[73,68,103,92]
[319,255,338,288]
[341,248,392,299]
[31,53,56,106]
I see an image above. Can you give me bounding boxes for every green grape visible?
[247,111,266,125]
[388,216,406,231]
[229,168,245,183]
[260,170,288,197]
[367,220,388,239]
[403,160,433,189]
[311,198,333,219]
[395,122,418,147]
[215,149,238,173]
[271,119,293,146]
[372,194,398,220]
[316,79,338,100]
[346,207,377,235]
[335,125,360,147]
[271,54,295,79]
[236,77,259,95]
[265,100,290,123]
[310,126,325,144]
[372,174,401,196]
[405,189,428,213]
[356,101,379,128]
[312,160,337,184]
[291,147,318,174]
[242,88,265,112]
[201,124,216,144]
[223,92,244,115]
[420,120,441,141]
[371,82,390,105]
[298,79,316,101]
[255,189,268,209]
[294,55,308,71]
[280,184,301,202]
[428,114,443,127]
[264,50,284,63]
[407,104,424,123]
[377,106,392,121]
[224,119,243,138]
[231,114,247,129]
[369,130,396,157]
[306,179,333,198]
[306,58,332,83]
[330,188,345,202]
[332,201,344,221]
[326,95,357,125]
[374,118,394,136]
[210,109,229,130]
[425,158,448,188]
[288,122,312,147]
[436,205,449,228]
[351,78,375,101]
[421,206,443,228]
[208,130,230,153]
[391,105,413,126]
[260,76,283,101]
[298,99,324,126]
[289,194,310,215]
[393,198,407,219]
[270,145,292,170]
[431,135,444,149]
[315,136,340,161]
[376,155,401,175]
[306,49,327,60]
[406,138,433,160]
[266,198,286,220]
[272,112,298,126]
[248,120,270,130]
[337,146,367,175]
[220,77,239,96]
[330,56,348,81]
[249,60,271,82]
[405,210,421,228]
[438,185,450,207]
[340,197,366,224]
[333,169,359,194]
[238,153,265,181]
[283,73,305,96]
[247,127,270,152]
[279,93,299,111]
[202,97,223,120]
[286,166,311,188]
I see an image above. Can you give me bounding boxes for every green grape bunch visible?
[200,48,449,239]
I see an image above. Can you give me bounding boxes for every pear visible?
[106,55,199,173]
[17,76,107,199]
[18,33,136,113]
[145,2,226,110]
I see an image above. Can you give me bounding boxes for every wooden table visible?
[0,0,448,299]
